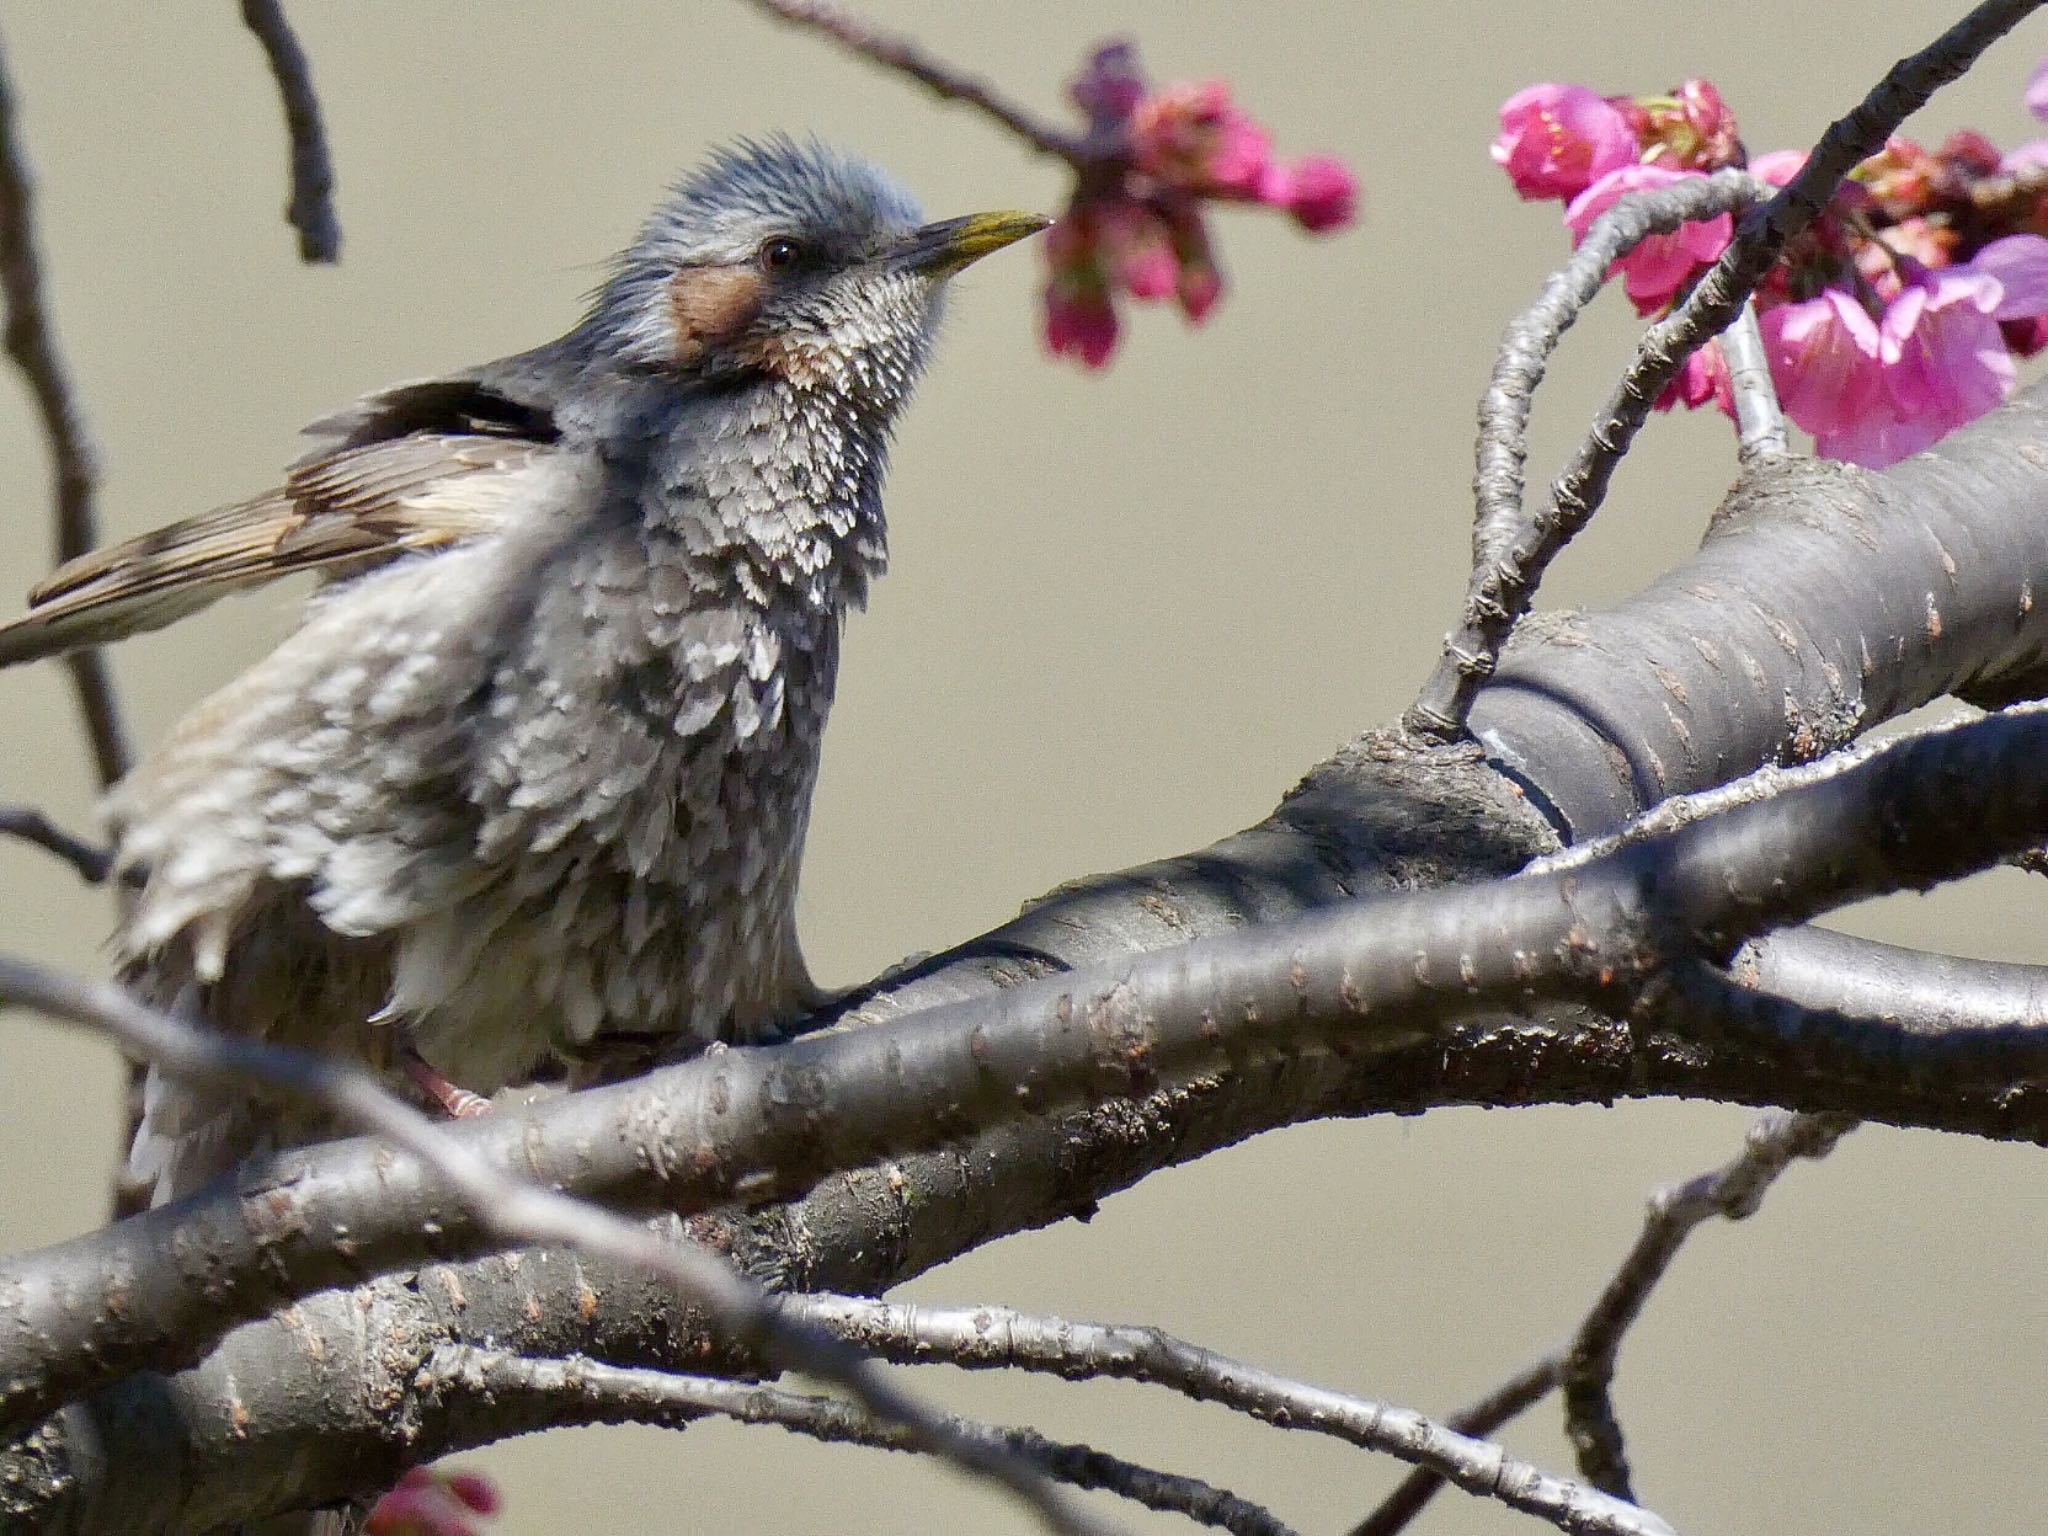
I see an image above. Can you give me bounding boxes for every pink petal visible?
[2028,58,2048,123]
[2003,138,2048,173]
[1815,409,1946,468]
[1491,83,1639,202]
[1044,285,1120,368]
[1965,234,2048,320]
[1759,290,1884,438]
[1876,272,2013,443]
[1748,149,1806,188]
[1565,164,1732,313]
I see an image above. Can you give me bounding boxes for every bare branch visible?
[1560,1111,1854,1498]
[0,803,111,884]
[1349,1112,1852,1533]
[237,0,340,263]
[745,0,1089,164]
[10,701,2048,1481]
[1348,1355,1562,1536]
[1721,300,1787,463]
[429,1347,1294,1536]
[0,956,1111,1536]
[0,24,129,788]
[780,1295,1674,1536]
[1741,927,2048,1040]
[1410,171,1771,739]
[1465,170,1769,571]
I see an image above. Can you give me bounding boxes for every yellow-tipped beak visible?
[893,210,1051,276]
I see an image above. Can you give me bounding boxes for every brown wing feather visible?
[0,432,550,667]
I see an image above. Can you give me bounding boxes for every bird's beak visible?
[890,210,1051,277]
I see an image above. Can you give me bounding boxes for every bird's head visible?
[587,137,1045,409]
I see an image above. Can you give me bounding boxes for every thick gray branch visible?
[10,697,2048,1525]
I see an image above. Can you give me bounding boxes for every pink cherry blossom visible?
[1655,338,1732,414]
[1639,79,1739,170]
[1131,80,1273,195]
[1879,268,2012,437]
[1760,289,1885,441]
[1491,83,1638,202]
[1770,271,2018,468]
[1099,203,1179,300]
[1962,232,2048,319]
[1564,164,1733,313]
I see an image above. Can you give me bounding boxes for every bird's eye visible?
[757,237,805,273]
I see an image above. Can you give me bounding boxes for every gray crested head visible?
[581,136,1047,419]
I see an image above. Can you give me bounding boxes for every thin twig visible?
[745,0,1089,164]
[1409,171,1770,738]
[781,1295,1675,1536]
[0,25,130,788]
[1348,1111,1852,1534]
[1720,299,1788,462]
[1348,1355,1561,1536]
[0,803,112,883]
[428,1347,1294,1536]
[238,0,341,263]
[0,956,1112,1536]
[1560,1111,1855,1498]
[1464,169,1769,568]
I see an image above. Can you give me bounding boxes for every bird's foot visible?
[404,1048,492,1119]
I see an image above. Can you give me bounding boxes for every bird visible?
[0,136,1046,1207]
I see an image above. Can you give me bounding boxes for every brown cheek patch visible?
[669,265,768,367]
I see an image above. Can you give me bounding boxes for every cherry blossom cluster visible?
[1044,43,1359,367]
[365,1466,502,1536]
[1494,71,2048,465]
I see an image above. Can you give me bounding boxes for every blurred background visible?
[0,3,2041,1532]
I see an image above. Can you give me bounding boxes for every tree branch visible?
[0,23,128,789]
[1559,1111,1854,1498]
[744,0,1090,164]
[1348,1356,1562,1536]
[1721,301,1788,463]
[1345,1113,1848,1535]
[237,0,340,263]
[1412,171,1770,737]
[0,803,111,884]
[10,694,2048,1523]
[778,1295,1673,1536]
[0,955,1112,1536]
[428,1347,1298,1536]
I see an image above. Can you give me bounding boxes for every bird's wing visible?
[0,376,562,668]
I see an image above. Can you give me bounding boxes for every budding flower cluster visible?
[1494,71,2048,465]
[1044,42,1360,368]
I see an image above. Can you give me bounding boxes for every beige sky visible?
[0,3,2041,1532]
